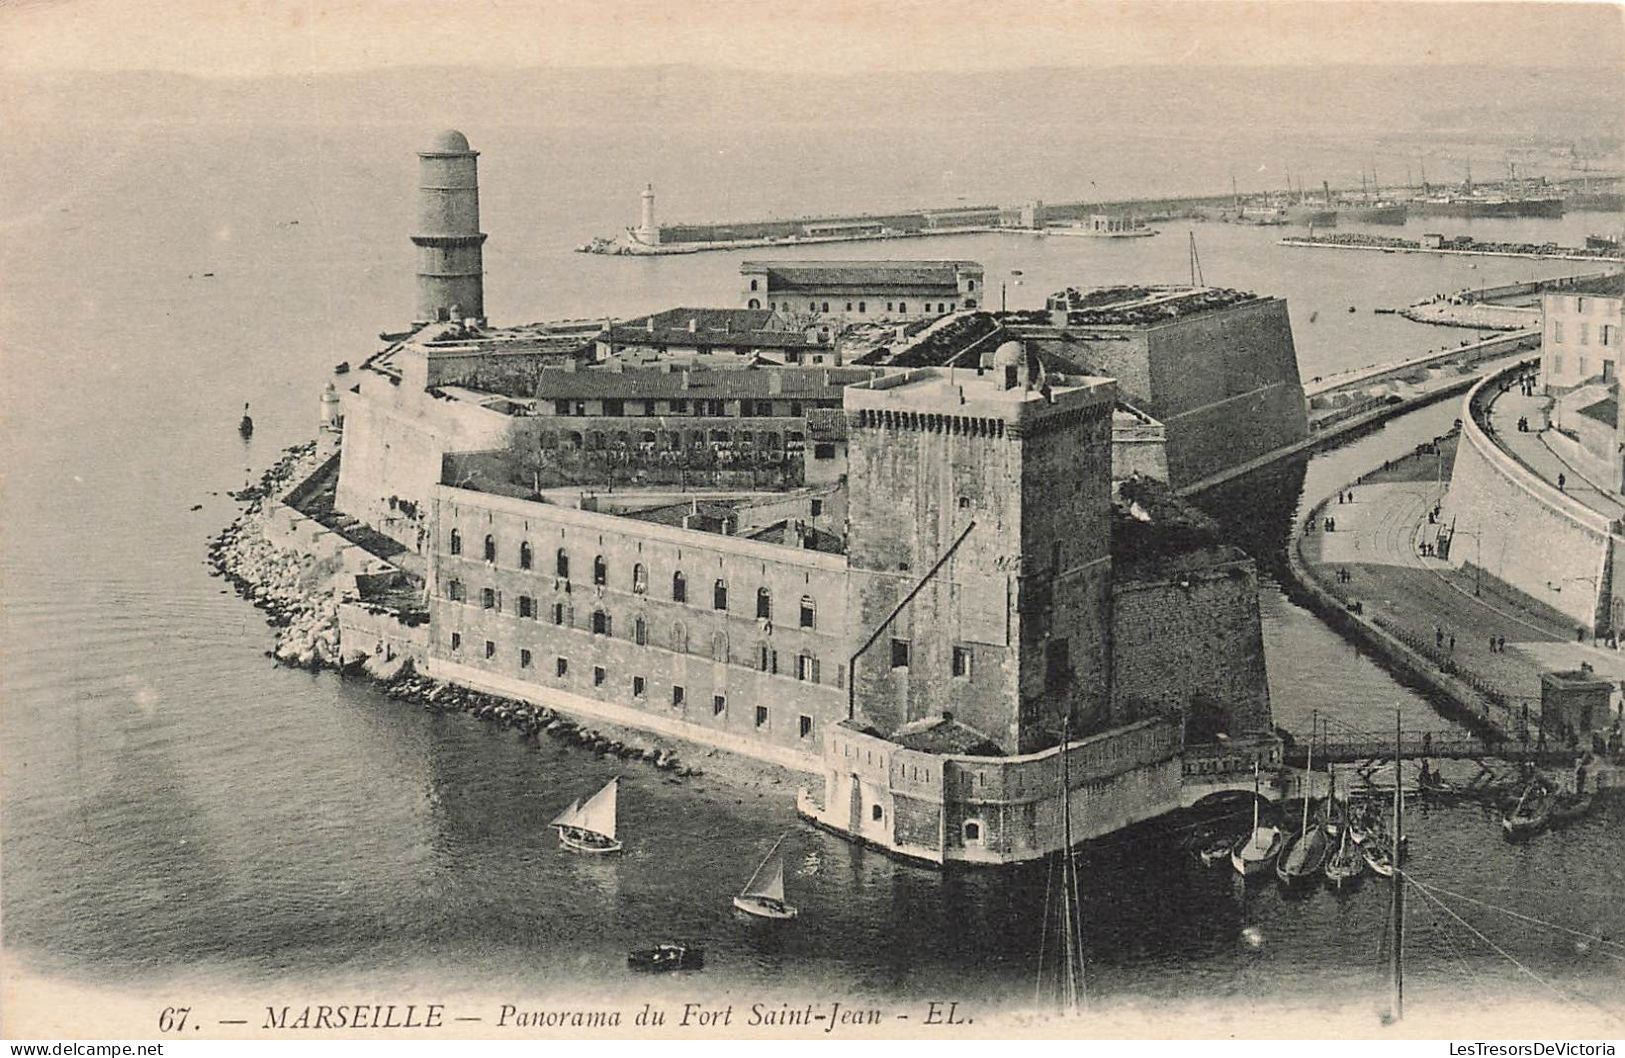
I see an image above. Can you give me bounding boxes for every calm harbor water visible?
[2,122,1621,1027]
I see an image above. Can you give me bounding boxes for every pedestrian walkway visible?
[1483,384,1625,522]
[1302,442,1625,743]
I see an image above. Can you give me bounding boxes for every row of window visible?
[445,632,814,738]
[444,585,833,679]
[550,399,820,419]
[1552,320,1618,347]
[743,298,976,314]
[443,541,821,627]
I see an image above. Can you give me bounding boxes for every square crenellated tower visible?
[843,344,1117,754]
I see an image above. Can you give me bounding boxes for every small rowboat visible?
[1501,783,1553,842]
[627,944,704,972]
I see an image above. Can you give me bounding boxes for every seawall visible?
[1440,365,1620,634]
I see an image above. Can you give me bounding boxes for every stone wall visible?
[1110,557,1273,736]
[808,717,1182,865]
[338,601,431,668]
[1441,371,1619,634]
[335,378,515,549]
[430,485,849,760]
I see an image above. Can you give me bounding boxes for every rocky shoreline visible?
[207,440,344,671]
[205,439,704,779]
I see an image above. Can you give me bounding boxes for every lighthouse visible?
[411,129,487,325]
[635,183,661,246]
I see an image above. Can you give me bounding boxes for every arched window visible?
[592,610,611,636]
[449,529,462,555]
[963,820,982,844]
[567,431,584,450]
[551,602,566,625]
[634,616,648,645]
[858,301,866,313]
[593,555,607,586]
[712,631,728,662]
[800,595,816,629]
[713,579,728,611]
[671,621,688,653]
[871,804,884,822]
[965,298,977,309]
[632,563,647,594]
[820,301,830,313]
[556,548,570,578]
[672,570,687,603]
[756,587,772,621]
[967,279,977,291]
[749,278,759,291]
[483,534,496,562]
[519,541,533,570]
[748,298,761,310]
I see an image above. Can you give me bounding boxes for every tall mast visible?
[1390,708,1405,1022]
[1301,711,1315,837]
[1059,707,1084,1014]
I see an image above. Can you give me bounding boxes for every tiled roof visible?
[535,365,876,402]
[805,408,848,440]
[745,260,977,293]
[605,307,827,350]
[891,715,1004,757]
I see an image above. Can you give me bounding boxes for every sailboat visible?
[1231,760,1282,876]
[1276,719,1330,887]
[1323,773,1365,889]
[553,778,622,854]
[1501,780,1553,841]
[733,831,797,921]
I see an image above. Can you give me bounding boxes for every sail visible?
[549,798,581,828]
[576,779,618,839]
[746,857,786,903]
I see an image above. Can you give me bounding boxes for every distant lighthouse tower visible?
[411,129,487,324]
[634,183,661,246]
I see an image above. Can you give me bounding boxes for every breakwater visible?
[1282,232,1625,263]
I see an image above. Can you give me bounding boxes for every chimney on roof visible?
[688,317,698,334]
[646,316,655,333]
[681,370,693,390]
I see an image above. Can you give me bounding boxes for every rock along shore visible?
[204,441,703,778]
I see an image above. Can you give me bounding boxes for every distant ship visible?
[1335,197,1408,225]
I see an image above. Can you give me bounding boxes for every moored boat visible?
[1231,761,1282,876]
[1501,782,1553,841]
[1324,827,1365,890]
[1548,791,1594,827]
[1276,825,1331,886]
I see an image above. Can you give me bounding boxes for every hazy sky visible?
[2,0,1622,77]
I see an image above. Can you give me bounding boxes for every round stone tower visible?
[635,183,661,246]
[412,129,487,324]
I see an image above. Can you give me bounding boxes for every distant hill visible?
[5,63,1620,144]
